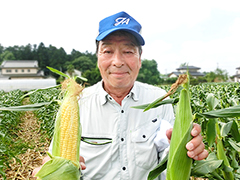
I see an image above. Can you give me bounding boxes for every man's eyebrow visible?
[101,42,112,46]
[124,42,136,47]
[101,41,136,48]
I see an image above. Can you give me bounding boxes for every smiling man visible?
[33,11,208,180]
[97,31,142,105]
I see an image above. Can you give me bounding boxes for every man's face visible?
[97,33,142,92]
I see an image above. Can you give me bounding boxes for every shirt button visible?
[121,110,124,113]
[122,167,126,171]
[121,138,124,141]
[142,135,146,138]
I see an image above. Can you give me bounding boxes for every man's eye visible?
[104,51,112,54]
[125,51,133,54]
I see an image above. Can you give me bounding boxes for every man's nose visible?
[112,51,124,68]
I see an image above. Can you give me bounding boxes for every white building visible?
[0,60,44,79]
[0,60,56,91]
[233,66,240,82]
[168,66,205,78]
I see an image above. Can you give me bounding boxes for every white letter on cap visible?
[114,17,130,26]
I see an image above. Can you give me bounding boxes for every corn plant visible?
[0,90,27,179]
[28,87,61,138]
[35,67,86,180]
[134,78,240,179]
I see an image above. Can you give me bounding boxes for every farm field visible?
[0,82,240,179]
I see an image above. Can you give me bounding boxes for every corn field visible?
[0,82,240,179]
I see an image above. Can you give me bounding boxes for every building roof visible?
[176,66,200,71]
[168,71,205,77]
[233,74,240,78]
[0,60,39,68]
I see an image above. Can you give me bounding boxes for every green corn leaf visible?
[231,120,240,142]
[206,93,219,111]
[131,98,179,110]
[47,66,70,79]
[229,150,239,169]
[143,94,167,112]
[75,76,88,82]
[206,119,217,147]
[21,84,61,99]
[0,102,52,111]
[191,159,223,176]
[35,155,80,180]
[220,121,233,137]
[196,104,240,119]
[216,138,234,180]
[147,154,168,180]
[228,139,240,152]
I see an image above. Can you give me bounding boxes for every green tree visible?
[137,59,162,85]
[205,68,228,82]
[48,45,68,70]
[164,77,178,84]
[214,68,228,82]
[72,56,95,73]
[205,71,216,82]
[37,42,49,75]
[0,50,16,61]
[67,64,75,77]
[83,65,101,86]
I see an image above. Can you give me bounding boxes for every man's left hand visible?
[166,123,208,160]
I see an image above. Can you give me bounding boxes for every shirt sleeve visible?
[154,119,173,152]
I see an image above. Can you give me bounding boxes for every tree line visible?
[0,43,229,86]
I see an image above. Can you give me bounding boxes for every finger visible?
[191,123,201,137]
[42,156,51,164]
[195,149,209,160]
[32,166,41,177]
[79,156,86,170]
[80,162,86,170]
[187,141,205,159]
[80,156,85,163]
[166,128,173,141]
[186,133,203,151]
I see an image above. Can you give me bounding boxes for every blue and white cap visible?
[96,11,145,45]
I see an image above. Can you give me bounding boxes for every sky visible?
[1,0,240,76]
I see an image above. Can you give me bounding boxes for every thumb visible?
[166,128,173,142]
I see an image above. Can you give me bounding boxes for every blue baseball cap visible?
[96,11,145,45]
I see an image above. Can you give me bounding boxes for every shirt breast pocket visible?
[81,138,113,179]
[131,117,160,170]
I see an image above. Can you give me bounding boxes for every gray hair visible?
[96,30,142,56]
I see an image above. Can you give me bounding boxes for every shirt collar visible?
[99,81,109,105]
[99,81,140,105]
[130,82,139,101]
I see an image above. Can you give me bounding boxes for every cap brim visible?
[96,27,145,46]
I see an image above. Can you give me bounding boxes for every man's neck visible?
[103,83,132,105]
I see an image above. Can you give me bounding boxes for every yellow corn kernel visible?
[59,99,79,162]
[35,76,83,180]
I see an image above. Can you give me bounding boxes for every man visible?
[33,11,208,179]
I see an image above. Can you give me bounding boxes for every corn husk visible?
[35,67,84,180]
[166,74,193,180]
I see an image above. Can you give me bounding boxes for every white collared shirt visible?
[78,81,174,180]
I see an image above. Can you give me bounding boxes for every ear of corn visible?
[35,67,84,180]
[166,73,193,180]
